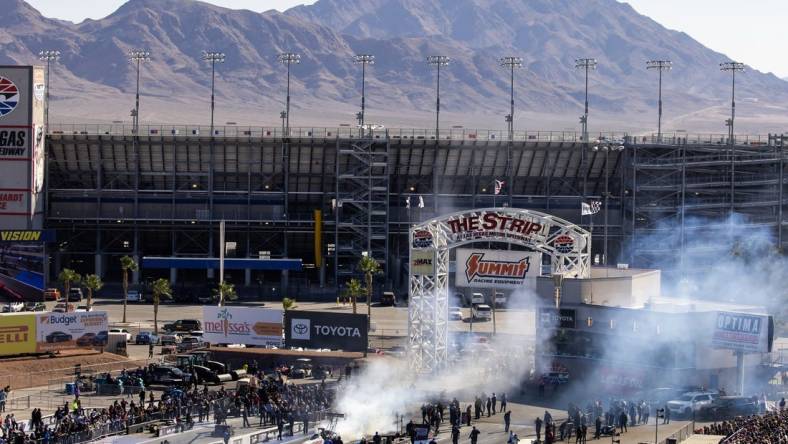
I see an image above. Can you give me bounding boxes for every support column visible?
[281,270,289,297]
[170,228,177,285]
[94,254,102,278]
[207,228,215,279]
[244,268,251,287]
[132,228,140,284]
[170,268,178,285]
[735,350,745,395]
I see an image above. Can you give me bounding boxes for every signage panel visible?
[35,311,108,352]
[203,306,283,347]
[410,250,435,275]
[455,248,541,289]
[538,307,576,329]
[443,210,553,246]
[284,310,368,352]
[0,313,36,355]
[711,311,772,353]
[0,229,55,243]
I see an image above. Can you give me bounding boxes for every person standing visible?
[663,404,670,424]
[451,425,460,444]
[149,342,154,358]
[465,405,472,426]
[491,393,497,414]
[469,426,480,444]
[594,415,602,440]
[535,416,543,443]
[486,397,492,417]
[500,393,507,413]
[503,410,511,433]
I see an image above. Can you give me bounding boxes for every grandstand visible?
[44,124,787,296]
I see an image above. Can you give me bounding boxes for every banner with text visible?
[35,311,108,352]
[284,310,368,352]
[455,248,541,289]
[711,311,773,353]
[203,306,283,347]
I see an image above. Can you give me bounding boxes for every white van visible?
[472,304,492,321]
[470,292,485,305]
[494,291,507,308]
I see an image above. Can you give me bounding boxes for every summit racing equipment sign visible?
[202,306,283,347]
[284,310,368,352]
[711,311,773,353]
[455,249,541,289]
[444,211,551,244]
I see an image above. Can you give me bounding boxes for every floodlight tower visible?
[646,60,672,142]
[427,55,450,140]
[201,51,225,136]
[129,50,151,134]
[575,58,597,145]
[500,56,523,206]
[278,52,301,136]
[38,50,60,131]
[354,54,375,135]
[720,61,745,144]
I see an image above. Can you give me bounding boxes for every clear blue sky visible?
[24,0,788,78]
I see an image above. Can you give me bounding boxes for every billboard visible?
[203,306,283,347]
[443,210,552,246]
[538,307,577,329]
[455,248,541,289]
[0,313,36,355]
[35,311,108,352]
[711,311,773,353]
[410,250,435,274]
[284,310,368,352]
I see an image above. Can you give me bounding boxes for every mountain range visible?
[1,0,787,133]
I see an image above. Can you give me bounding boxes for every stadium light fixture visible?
[720,61,745,144]
[278,52,301,136]
[354,54,375,134]
[38,50,60,131]
[202,51,226,136]
[499,57,523,141]
[646,60,672,142]
[129,50,151,134]
[427,55,450,140]
[575,58,597,143]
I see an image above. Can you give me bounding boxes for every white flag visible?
[405,196,411,209]
[418,196,425,208]
[581,200,602,216]
[494,179,505,195]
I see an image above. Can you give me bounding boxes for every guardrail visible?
[660,422,694,444]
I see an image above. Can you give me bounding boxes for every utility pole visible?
[427,55,450,214]
[647,60,672,142]
[500,56,523,207]
[720,62,745,144]
[354,54,375,136]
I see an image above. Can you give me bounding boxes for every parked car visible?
[93,330,109,346]
[163,319,202,332]
[470,292,485,305]
[667,392,717,418]
[471,304,492,321]
[43,288,60,301]
[46,331,72,343]
[109,328,132,342]
[53,302,74,313]
[176,336,204,352]
[126,290,142,303]
[3,302,24,312]
[145,365,189,385]
[23,302,46,311]
[67,288,83,302]
[135,331,159,345]
[76,333,97,346]
[380,291,397,306]
[449,307,463,320]
[291,358,313,379]
[160,334,181,346]
[75,305,92,312]
[699,396,758,420]
[493,291,507,308]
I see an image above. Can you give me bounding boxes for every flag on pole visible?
[405,196,411,209]
[418,195,425,208]
[494,179,505,195]
[581,200,602,216]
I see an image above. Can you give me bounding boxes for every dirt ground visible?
[0,350,135,390]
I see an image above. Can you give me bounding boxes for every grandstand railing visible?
[48,124,780,146]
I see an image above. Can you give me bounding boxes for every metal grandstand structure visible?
[44,124,786,295]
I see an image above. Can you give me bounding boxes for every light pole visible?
[38,50,60,131]
[278,52,300,136]
[129,50,151,134]
[427,55,450,214]
[720,62,745,144]
[500,56,522,207]
[427,55,450,140]
[575,58,597,145]
[655,408,664,444]
[646,60,672,142]
[593,142,624,267]
[201,51,225,136]
[354,54,375,136]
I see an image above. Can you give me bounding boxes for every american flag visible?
[494,179,505,195]
[581,200,602,215]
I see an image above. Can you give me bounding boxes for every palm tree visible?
[58,268,81,312]
[282,297,296,311]
[151,278,172,335]
[83,274,103,311]
[213,281,237,306]
[358,255,381,328]
[342,278,365,315]
[120,256,138,323]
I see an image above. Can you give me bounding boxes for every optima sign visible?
[284,310,368,352]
